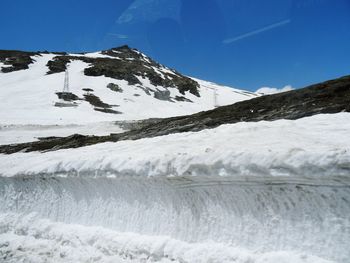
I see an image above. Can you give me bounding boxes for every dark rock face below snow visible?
[1,74,349,154]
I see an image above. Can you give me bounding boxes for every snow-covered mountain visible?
[1,46,350,263]
[0,46,257,126]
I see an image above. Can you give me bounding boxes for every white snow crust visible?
[1,113,349,179]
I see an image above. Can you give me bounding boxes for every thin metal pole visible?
[63,69,69,93]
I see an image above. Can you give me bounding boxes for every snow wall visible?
[0,174,349,262]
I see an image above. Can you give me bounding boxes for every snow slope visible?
[0,53,256,126]
[0,50,257,145]
[1,113,349,262]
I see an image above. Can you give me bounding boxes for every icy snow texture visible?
[0,213,333,263]
[0,113,350,262]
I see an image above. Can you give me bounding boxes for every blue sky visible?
[1,0,349,91]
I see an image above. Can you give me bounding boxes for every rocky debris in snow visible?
[94,108,122,114]
[153,89,172,101]
[56,92,81,101]
[83,94,117,109]
[107,83,123,93]
[0,50,40,73]
[1,74,349,154]
[46,56,71,74]
[174,96,193,102]
[82,88,94,94]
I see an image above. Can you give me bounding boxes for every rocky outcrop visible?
[83,93,121,114]
[43,45,200,96]
[1,74,349,154]
[0,50,40,73]
[107,83,123,93]
[154,89,171,101]
[56,92,80,101]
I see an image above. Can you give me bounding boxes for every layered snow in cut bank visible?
[1,46,350,263]
[1,113,350,262]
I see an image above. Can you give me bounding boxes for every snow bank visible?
[1,114,349,262]
[0,213,333,263]
[1,113,349,180]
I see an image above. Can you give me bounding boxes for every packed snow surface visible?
[1,113,349,179]
[1,113,350,262]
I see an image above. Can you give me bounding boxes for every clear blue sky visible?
[1,0,349,91]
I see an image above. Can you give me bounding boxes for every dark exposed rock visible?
[83,94,113,109]
[83,59,142,86]
[1,74,350,154]
[94,108,122,114]
[46,56,71,74]
[154,89,172,101]
[175,96,193,102]
[82,94,120,114]
[82,88,94,93]
[0,50,40,73]
[56,92,80,101]
[107,83,123,92]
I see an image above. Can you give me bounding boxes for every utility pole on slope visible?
[213,87,218,108]
[63,69,69,93]
[206,85,219,109]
